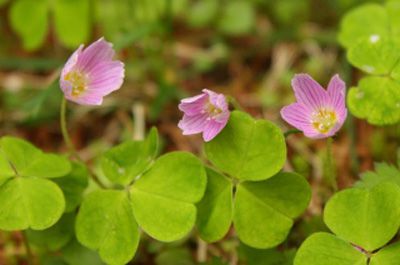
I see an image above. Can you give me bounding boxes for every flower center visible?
[204,101,223,118]
[64,70,87,97]
[311,108,337,134]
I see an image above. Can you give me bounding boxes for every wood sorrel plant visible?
[0,37,313,265]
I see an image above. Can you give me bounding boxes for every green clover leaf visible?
[295,183,400,265]
[339,2,400,125]
[199,112,311,248]
[76,151,207,264]
[205,111,286,181]
[0,137,69,230]
[100,127,159,186]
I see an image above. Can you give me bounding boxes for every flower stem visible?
[284,129,302,137]
[325,137,337,191]
[21,231,34,265]
[60,98,80,160]
[60,98,106,189]
[227,96,244,112]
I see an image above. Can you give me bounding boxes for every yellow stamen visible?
[205,101,223,117]
[311,108,337,134]
[64,71,87,97]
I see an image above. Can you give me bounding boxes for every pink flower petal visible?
[65,92,103,106]
[86,61,125,95]
[280,103,312,131]
[327,74,347,120]
[301,125,326,139]
[61,45,83,77]
[202,120,226,142]
[181,93,207,104]
[76,38,115,72]
[178,114,208,135]
[178,94,208,115]
[292,74,329,110]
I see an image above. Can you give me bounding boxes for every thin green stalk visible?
[60,98,80,160]
[60,98,106,189]
[227,96,244,111]
[325,137,337,191]
[21,231,34,265]
[284,129,302,138]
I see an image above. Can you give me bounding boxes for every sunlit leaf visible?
[347,77,400,125]
[0,177,65,230]
[233,172,311,248]
[294,233,367,265]
[131,152,206,241]
[76,190,140,265]
[205,111,286,181]
[100,128,159,186]
[196,168,233,242]
[324,183,400,251]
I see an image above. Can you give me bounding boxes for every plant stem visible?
[284,129,302,137]
[60,98,80,161]
[325,137,337,191]
[21,231,33,265]
[227,96,244,112]
[60,98,106,189]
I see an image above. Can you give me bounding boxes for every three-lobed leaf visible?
[0,136,71,178]
[339,2,400,125]
[76,190,140,265]
[101,127,159,186]
[294,232,367,265]
[356,162,400,189]
[53,162,89,212]
[205,111,286,181]
[233,172,311,248]
[347,77,400,125]
[370,241,400,265]
[0,137,69,231]
[0,177,65,230]
[131,151,207,242]
[196,168,233,242]
[324,182,400,252]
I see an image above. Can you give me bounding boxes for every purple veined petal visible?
[214,109,230,123]
[202,119,226,142]
[280,103,312,131]
[203,89,221,106]
[178,114,208,135]
[215,94,229,111]
[292,74,329,110]
[61,45,83,78]
[302,125,326,139]
[180,92,207,104]
[179,94,208,115]
[327,74,347,114]
[86,61,125,95]
[76,38,115,73]
[179,101,206,116]
[65,91,104,106]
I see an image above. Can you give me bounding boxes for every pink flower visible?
[60,37,124,105]
[178,89,230,142]
[281,74,347,139]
